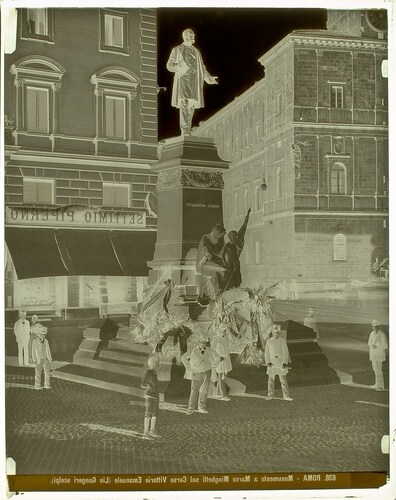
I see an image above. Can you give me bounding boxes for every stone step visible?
[73,357,146,378]
[98,348,148,365]
[107,339,152,353]
[52,363,146,398]
[114,327,135,341]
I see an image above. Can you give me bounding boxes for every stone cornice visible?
[259,32,387,66]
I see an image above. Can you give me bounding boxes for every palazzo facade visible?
[193,10,388,298]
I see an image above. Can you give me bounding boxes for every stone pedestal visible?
[148,135,229,298]
[145,136,229,398]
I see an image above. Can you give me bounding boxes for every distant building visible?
[193,9,388,298]
[4,8,159,317]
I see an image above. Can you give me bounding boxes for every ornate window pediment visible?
[10,56,65,137]
[91,67,141,149]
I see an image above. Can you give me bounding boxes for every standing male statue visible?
[166,28,218,135]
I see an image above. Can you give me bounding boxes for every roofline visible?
[259,30,387,66]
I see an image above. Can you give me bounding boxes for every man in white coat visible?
[166,28,218,135]
[14,310,30,366]
[265,324,293,401]
[181,336,220,414]
[31,325,52,390]
[368,320,388,391]
[211,324,232,401]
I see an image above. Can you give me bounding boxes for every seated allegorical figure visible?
[195,223,227,302]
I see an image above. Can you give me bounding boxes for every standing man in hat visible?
[368,320,387,391]
[181,336,220,414]
[265,323,293,401]
[31,324,52,390]
[13,310,30,366]
[167,28,218,135]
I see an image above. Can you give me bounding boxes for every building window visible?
[277,93,282,115]
[333,233,347,261]
[100,10,129,54]
[330,85,344,108]
[330,163,347,194]
[23,178,54,204]
[255,241,260,264]
[103,182,130,208]
[91,67,140,148]
[105,96,126,140]
[10,56,65,137]
[21,8,54,42]
[26,87,49,132]
[276,166,283,198]
[244,189,249,213]
[255,186,260,211]
[234,193,239,216]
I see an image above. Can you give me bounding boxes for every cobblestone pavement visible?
[6,366,388,475]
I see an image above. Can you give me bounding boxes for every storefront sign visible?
[6,206,146,229]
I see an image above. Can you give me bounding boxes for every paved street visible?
[6,369,388,475]
[5,299,389,476]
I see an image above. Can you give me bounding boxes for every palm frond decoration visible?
[241,282,278,344]
[210,293,242,335]
[236,282,278,366]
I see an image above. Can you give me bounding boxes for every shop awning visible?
[5,227,156,280]
[5,228,68,279]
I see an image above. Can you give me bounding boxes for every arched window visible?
[333,233,347,261]
[255,185,260,211]
[10,56,66,136]
[255,241,260,264]
[330,163,347,194]
[234,193,239,216]
[244,189,249,213]
[276,166,283,198]
[91,67,140,153]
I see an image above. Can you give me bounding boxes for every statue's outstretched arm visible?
[236,208,251,247]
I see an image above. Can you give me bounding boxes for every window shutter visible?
[104,15,113,46]
[112,17,123,47]
[37,181,53,203]
[103,184,115,206]
[23,179,37,203]
[36,9,48,35]
[26,87,48,132]
[105,97,114,138]
[114,98,125,139]
[37,88,48,132]
[26,87,37,131]
[115,185,129,207]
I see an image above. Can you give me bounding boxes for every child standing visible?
[141,355,161,440]
[31,325,52,390]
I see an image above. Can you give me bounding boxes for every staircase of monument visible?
[53,325,167,400]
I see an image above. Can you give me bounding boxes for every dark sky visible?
[157,8,327,139]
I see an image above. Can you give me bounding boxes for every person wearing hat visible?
[196,223,227,303]
[181,336,220,414]
[13,310,30,366]
[304,308,319,340]
[31,325,52,390]
[368,320,388,391]
[211,323,232,401]
[29,314,42,364]
[265,323,293,401]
